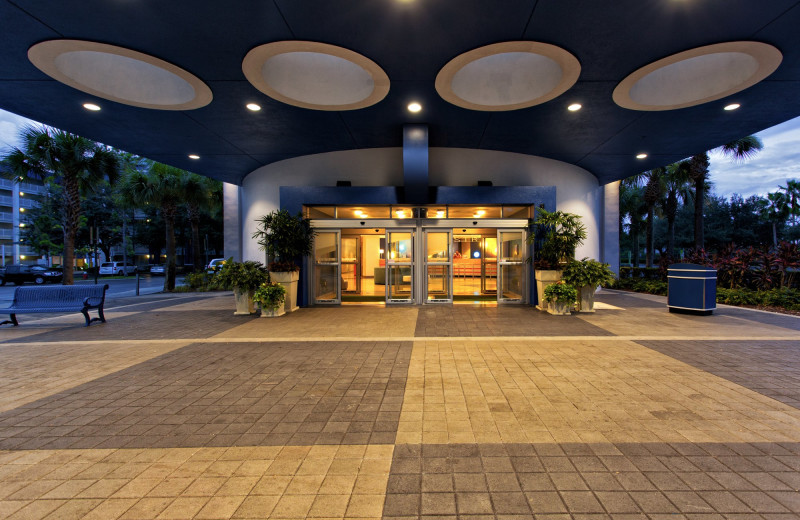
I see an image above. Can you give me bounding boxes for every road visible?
[0,274,184,303]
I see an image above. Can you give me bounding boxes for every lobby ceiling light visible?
[724,103,741,111]
[188,154,200,160]
[567,103,582,111]
[636,153,648,159]
[246,103,262,111]
[407,102,422,113]
[83,103,101,111]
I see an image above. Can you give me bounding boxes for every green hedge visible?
[618,267,663,280]
[716,287,800,311]
[611,278,667,295]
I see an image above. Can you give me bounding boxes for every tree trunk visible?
[772,222,778,248]
[646,206,654,268]
[667,216,676,261]
[61,175,82,285]
[188,206,203,272]
[694,175,704,250]
[164,205,177,291]
[631,221,640,268]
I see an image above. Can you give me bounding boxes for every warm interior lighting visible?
[724,103,741,111]
[395,210,405,218]
[436,210,445,218]
[407,102,422,113]
[82,103,101,111]
[246,103,262,111]
[636,153,648,159]
[567,103,582,111]
[188,154,200,159]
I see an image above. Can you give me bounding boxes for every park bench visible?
[1,284,109,327]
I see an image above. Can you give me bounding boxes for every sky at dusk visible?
[1,107,799,197]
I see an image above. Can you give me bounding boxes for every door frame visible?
[386,228,416,304]
[497,228,528,304]
[312,229,341,304]
[422,228,453,304]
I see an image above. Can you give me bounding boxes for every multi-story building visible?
[0,177,45,265]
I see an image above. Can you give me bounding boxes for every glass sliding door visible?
[341,236,360,294]
[424,229,452,303]
[386,229,414,303]
[497,229,526,303]
[313,231,340,304]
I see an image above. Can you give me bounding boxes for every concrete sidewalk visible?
[0,290,798,519]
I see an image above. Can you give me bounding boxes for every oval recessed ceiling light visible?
[83,102,101,111]
[28,40,213,110]
[636,153,648,159]
[242,41,390,111]
[567,103,582,111]
[436,41,581,111]
[724,103,741,111]
[246,103,261,111]
[188,154,200,160]
[407,102,422,113]
[613,41,782,111]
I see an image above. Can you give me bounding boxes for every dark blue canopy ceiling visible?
[1,0,800,185]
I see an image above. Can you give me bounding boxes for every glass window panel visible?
[447,206,502,218]
[306,206,336,219]
[314,265,339,301]
[388,232,412,263]
[500,264,524,301]
[502,206,531,218]
[388,266,412,300]
[314,232,338,263]
[391,206,414,219]
[426,232,450,262]
[499,231,524,262]
[427,265,450,300]
[337,206,390,219]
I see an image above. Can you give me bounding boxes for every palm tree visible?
[688,135,763,250]
[1,126,119,284]
[763,191,789,247]
[661,162,692,259]
[183,174,220,272]
[779,179,800,228]
[119,162,186,290]
[620,179,646,267]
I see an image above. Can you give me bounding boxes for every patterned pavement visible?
[0,289,799,519]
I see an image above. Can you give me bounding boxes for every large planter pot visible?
[576,285,597,313]
[269,271,300,313]
[546,300,572,315]
[233,287,255,315]
[534,270,562,310]
[260,305,285,318]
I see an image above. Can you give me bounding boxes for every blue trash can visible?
[667,263,716,315]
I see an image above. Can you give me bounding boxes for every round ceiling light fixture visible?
[246,103,262,111]
[567,103,582,112]
[435,41,581,111]
[407,102,422,113]
[28,40,213,110]
[242,41,390,111]
[613,41,782,111]
[188,154,200,160]
[82,103,101,111]
[724,103,741,111]
[636,153,648,159]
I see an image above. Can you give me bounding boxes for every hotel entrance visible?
[308,205,530,305]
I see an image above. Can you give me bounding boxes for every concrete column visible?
[601,181,620,275]
[223,182,242,262]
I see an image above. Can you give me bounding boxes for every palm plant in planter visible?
[252,210,315,313]
[562,258,617,312]
[215,258,269,315]
[543,281,577,315]
[253,282,286,318]
[527,208,587,310]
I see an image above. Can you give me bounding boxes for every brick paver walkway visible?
[0,289,799,519]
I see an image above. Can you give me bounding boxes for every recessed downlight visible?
[724,103,741,111]
[567,103,582,111]
[188,154,200,160]
[246,103,262,111]
[83,102,101,111]
[636,153,648,159]
[407,102,422,113]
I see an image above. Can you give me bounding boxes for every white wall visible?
[238,147,602,262]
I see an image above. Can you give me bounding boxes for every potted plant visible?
[252,210,315,313]
[253,281,286,317]
[543,281,577,315]
[527,208,587,310]
[215,258,269,315]
[562,258,617,312]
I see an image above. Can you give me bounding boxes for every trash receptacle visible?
[667,263,716,315]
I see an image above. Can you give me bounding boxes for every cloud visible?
[709,115,800,198]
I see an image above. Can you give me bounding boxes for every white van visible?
[99,262,137,276]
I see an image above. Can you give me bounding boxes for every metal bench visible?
[1,284,109,327]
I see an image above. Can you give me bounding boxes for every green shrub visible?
[215,258,269,291]
[543,281,578,304]
[182,272,222,291]
[563,258,616,288]
[253,282,286,311]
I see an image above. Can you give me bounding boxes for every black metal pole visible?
[136,271,140,296]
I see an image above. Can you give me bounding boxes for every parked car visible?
[0,264,63,285]
[150,264,166,276]
[99,261,137,276]
[207,258,226,273]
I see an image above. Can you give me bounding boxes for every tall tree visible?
[779,179,800,229]
[182,174,221,272]
[687,135,763,250]
[119,162,186,290]
[661,162,692,259]
[763,191,789,247]
[1,126,119,284]
[620,179,646,267]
